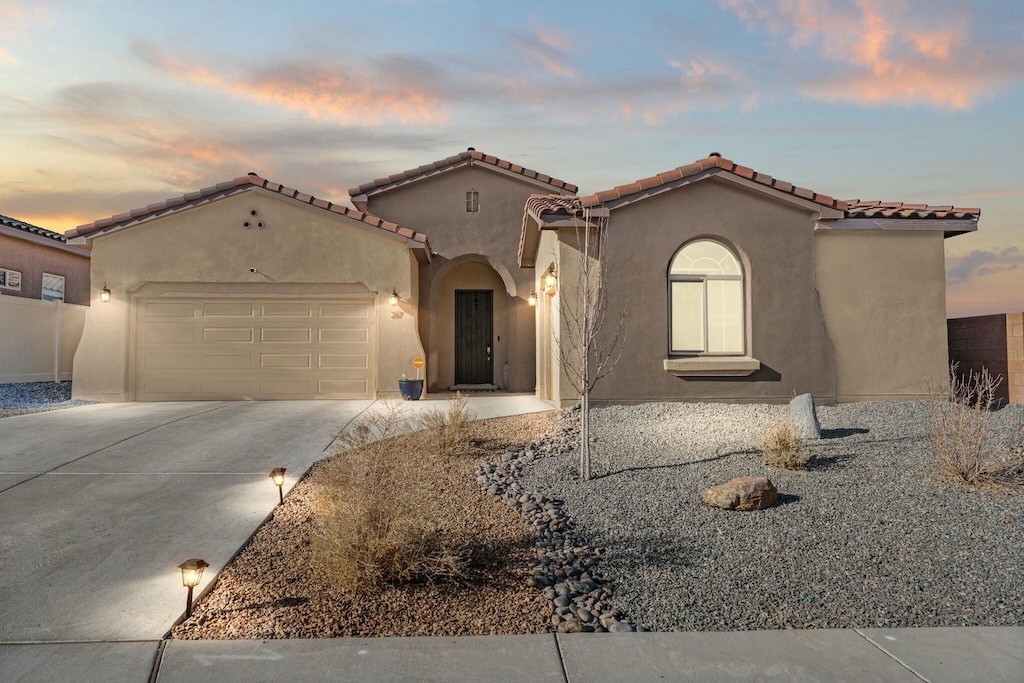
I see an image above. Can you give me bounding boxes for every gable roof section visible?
[519,155,981,266]
[0,213,91,256]
[66,174,432,261]
[348,149,578,210]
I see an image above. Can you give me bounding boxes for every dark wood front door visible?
[455,290,493,385]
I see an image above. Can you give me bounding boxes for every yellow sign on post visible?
[412,356,425,380]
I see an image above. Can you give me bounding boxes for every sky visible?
[1,0,1022,317]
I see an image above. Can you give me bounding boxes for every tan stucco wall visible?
[431,262,509,389]
[72,190,423,401]
[0,233,91,305]
[582,177,838,404]
[367,165,572,392]
[815,229,947,400]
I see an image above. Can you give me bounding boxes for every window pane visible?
[671,281,704,352]
[707,279,743,353]
[42,273,65,302]
[670,240,741,276]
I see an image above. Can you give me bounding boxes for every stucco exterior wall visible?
[816,230,948,401]
[586,177,838,404]
[0,233,91,305]
[367,165,569,392]
[72,190,423,402]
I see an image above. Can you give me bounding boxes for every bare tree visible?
[554,205,629,480]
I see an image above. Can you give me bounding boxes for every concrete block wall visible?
[947,313,1023,405]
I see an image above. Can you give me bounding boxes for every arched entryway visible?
[428,259,511,391]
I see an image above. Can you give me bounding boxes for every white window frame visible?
[41,272,65,303]
[466,189,480,213]
[0,267,21,291]
[668,241,745,356]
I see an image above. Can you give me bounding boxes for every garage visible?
[66,175,430,402]
[134,296,376,400]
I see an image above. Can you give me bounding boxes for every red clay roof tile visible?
[66,174,433,253]
[347,149,578,201]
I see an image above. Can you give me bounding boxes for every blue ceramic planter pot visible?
[398,379,424,401]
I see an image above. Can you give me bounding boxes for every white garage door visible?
[134,297,376,400]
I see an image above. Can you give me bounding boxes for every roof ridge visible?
[348,149,578,200]
[65,175,432,252]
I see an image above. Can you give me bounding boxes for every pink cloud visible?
[720,0,1021,110]
[513,27,576,77]
[134,43,446,126]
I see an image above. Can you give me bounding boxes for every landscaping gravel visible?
[520,401,1024,631]
[0,381,93,418]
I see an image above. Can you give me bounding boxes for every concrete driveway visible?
[0,400,372,642]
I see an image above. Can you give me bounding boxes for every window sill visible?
[664,356,761,377]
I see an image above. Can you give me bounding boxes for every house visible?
[521,154,979,405]
[0,214,91,305]
[65,149,978,405]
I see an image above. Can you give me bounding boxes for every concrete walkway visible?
[1,628,1021,682]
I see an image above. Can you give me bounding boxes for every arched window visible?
[669,239,744,354]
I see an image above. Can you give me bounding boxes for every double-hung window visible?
[669,239,744,354]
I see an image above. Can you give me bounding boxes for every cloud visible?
[511,27,576,77]
[132,41,446,126]
[719,0,1024,109]
[946,246,1024,285]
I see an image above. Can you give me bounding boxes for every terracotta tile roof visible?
[348,149,578,206]
[524,194,584,220]
[843,200,980,221]
[66,174,432,253]
[575,155,846,211]
[0,213,67,242]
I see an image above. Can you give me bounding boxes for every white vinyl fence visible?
[0,295,87,384]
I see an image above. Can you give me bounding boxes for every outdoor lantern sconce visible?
[100,285,111,303]
[528,291,538,307]
[389,289,399,306]
[178,558,209,619]
[544,269,558,295]
[270,467,286,504]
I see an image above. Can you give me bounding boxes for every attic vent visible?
[466,189,480,213]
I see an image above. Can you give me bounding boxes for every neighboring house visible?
[64,150,978,405]
[947,313,1024,405]
[522,154,979,406]
[0,214,91,305]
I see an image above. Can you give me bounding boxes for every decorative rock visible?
[789,393,821,439]
[701,476,779,511]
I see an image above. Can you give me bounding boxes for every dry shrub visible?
[932,362,1024,489]
[760,422,812,470]
[310,401,463,590]
[416,392,475,456]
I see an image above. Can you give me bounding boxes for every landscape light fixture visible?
[389,289,399,306]
[270,467,286,504]
[178,558,209,618]
[100,285,111,303]
[528,291,537,307]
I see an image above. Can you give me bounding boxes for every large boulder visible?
[790,393,821,439]
[701,476,779,511]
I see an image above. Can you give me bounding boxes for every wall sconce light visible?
[100,285,111,303]
[389,289,399,306]
[544,270,558,294]
[178,558,209,618]
[269,467,286,505]
[528,291,537,307]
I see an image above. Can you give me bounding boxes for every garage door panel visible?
[261,328,311,343]
[202,302,255,317]
[262,303,311,317]
[203,327,254,343]
[135,296,375,400]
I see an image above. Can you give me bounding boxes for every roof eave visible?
[815,217,980,239]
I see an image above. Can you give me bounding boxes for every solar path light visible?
[178,558,209,618]
[270,467,286,504]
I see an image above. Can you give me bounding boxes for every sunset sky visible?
[1,0,1022,317]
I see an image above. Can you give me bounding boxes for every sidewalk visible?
[2,627,1021,682]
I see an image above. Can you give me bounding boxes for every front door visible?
[454,290,493,385]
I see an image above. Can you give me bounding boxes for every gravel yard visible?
[520,401,1024,632]
[0,381,93,418]
[174,411,558,639]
